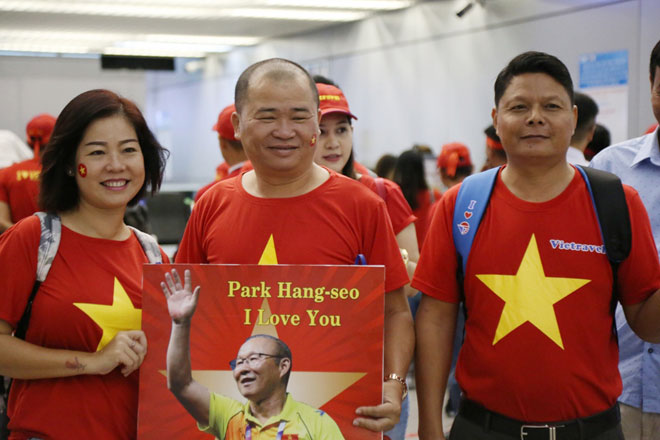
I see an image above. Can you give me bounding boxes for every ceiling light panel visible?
[0,1,381,21]
[261,0,414,10]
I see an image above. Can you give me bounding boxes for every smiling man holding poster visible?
[174,58,413,435]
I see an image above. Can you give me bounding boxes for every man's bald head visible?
[235,58,320,114]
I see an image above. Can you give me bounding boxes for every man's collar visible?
[244,393,294,427]
[631,127,660,167]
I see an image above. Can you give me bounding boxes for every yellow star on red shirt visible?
[74,277,141,351]
[476,234,590,349]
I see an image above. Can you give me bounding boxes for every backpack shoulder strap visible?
[34,212,62,282]
[128,226,163,264]
[576,166,631,264]
[374,177,388,201]
[452,167,500,274]
[14,212,61,339]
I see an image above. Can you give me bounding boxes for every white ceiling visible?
[0,0,420,58]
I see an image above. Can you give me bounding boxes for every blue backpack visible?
[452,165,631,311]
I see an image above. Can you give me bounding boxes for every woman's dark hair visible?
[375,154,397,178]
[393,149,428,211]
[39,89,168,213]
[341,148,357,179]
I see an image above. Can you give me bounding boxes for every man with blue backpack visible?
[413,51,660,440]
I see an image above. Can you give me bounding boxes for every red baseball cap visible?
[26,113,56,152]
[212,104,237,141]
[437,142,473,177]
[316,83,358,120]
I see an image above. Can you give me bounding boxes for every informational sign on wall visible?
[579,50,629,143]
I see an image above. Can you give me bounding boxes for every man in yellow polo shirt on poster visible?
[162,269,344,440]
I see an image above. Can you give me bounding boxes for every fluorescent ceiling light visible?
[144,34,260,46]
[114,40,233,54]
[0,43,90,55]
[103,47,206,58]
[262,0,414,10]
[226,8,366,21]
[0,1,377,21]
[0,29,258,57]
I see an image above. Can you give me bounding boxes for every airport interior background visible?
[1,1,658,437]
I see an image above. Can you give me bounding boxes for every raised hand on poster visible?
[161,269,201,324]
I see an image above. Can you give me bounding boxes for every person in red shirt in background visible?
[434,141,474,418]
[437,142,474,190]
[481,124,507,171]
[393,149,441,249]
[194,104,252,203]
[0,114,56,233]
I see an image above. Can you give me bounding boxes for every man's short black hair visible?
[234,58,320,114]
[572,92,599,143]
[484,124,500,142]
[651,39,660,83]
[494,51,574,107]
[244,334,293,386]
[39,89,168,213]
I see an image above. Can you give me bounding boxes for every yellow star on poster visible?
[162,236,367,408]
[74,277,141,351]
[476,234,590,349]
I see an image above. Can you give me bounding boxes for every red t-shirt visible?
[0,158,40,223]
[358,174,417,235]
[215,162,229,180]
[176,171,408,293]
[195,161,253,203]
[413,188,442,248]
[412,168,660,421]
[0,216,169,439]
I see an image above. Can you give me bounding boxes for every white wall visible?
[146,0,659,184]
[0,56,148,142]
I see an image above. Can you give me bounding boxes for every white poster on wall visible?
[578,50,628,143]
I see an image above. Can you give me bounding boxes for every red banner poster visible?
[138,264,385,439]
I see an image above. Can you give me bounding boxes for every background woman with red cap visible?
[312,77,417,440]
[0,114,57,233]
[437,142,474,189]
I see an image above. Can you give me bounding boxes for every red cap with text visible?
[316,83,358,120]
[437,142,473,177]
[26,113,57,154]
[212,104,237,141]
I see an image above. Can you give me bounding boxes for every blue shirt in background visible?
[590,127,660,414]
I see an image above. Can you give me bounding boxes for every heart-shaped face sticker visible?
[464,211,473,219]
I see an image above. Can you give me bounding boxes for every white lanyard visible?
[245,420,287,440]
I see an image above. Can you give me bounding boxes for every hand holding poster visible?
[138,264,385,439]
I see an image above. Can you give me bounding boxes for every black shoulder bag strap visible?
[577,166,632,337]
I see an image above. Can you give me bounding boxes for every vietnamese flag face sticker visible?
[78,163,87,178]
[310,135,316,146]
